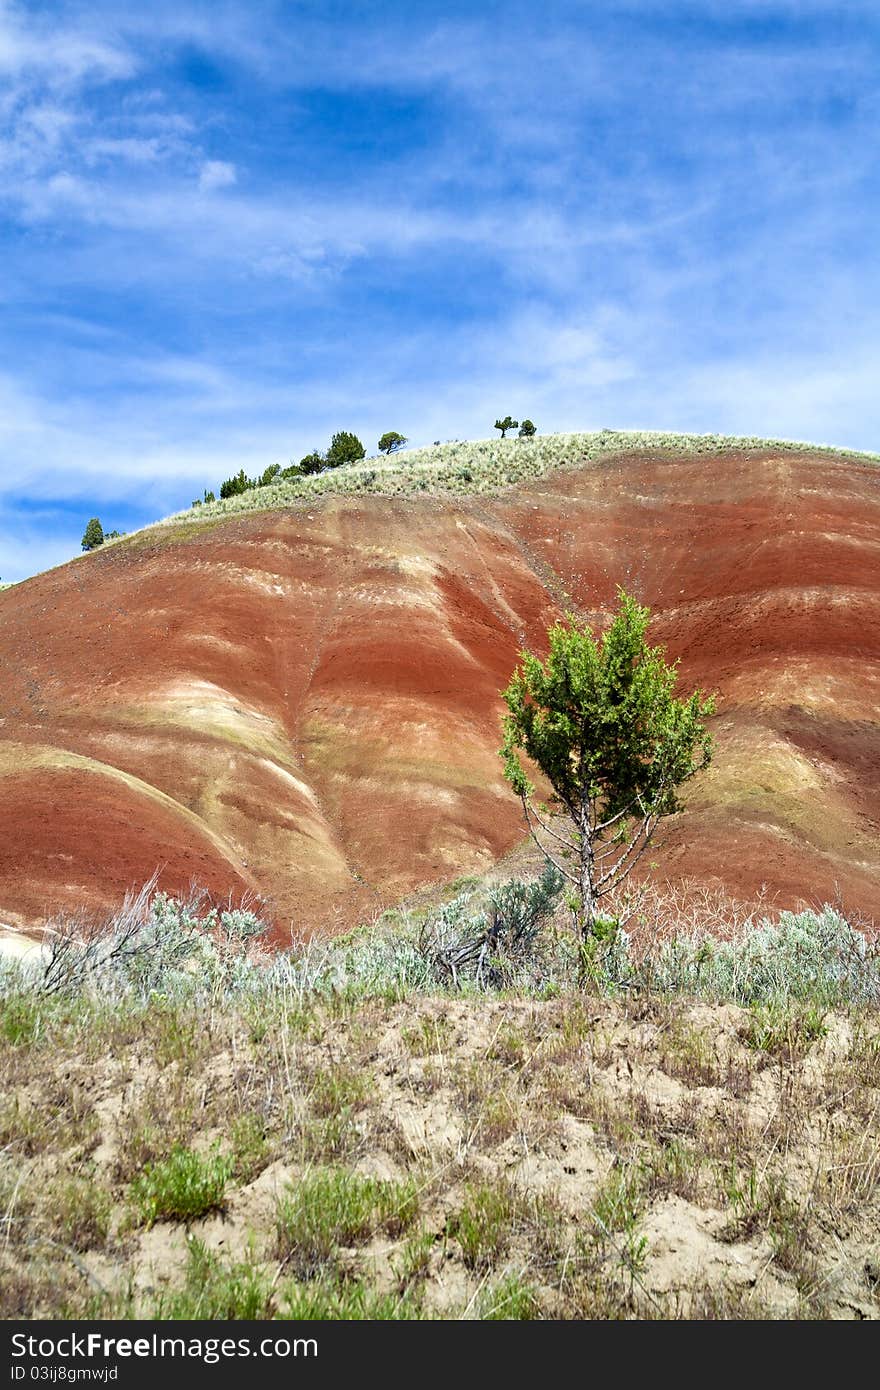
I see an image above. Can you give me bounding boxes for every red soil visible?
[1,445,878,939]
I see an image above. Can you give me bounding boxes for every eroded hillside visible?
[1,439,878,936]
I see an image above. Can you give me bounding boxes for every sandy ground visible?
[0,924,47,964]
[2,990,878,1319]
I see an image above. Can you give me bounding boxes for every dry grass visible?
[1,984,878,1320]
[1,879,876,1319]
[141,429,880,535]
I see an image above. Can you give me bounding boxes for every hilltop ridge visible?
[156,427,880,529]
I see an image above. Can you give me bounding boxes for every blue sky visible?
[2,0,880,580]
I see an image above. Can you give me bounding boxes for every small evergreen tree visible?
[325,431,366,469]
[299,451,325,475]
[500,591,715,954]
[81,517,104,550]
[378,431,407,455]
[219,469,252,499]
[518,419,537,438]
[258,464,282,487]
[495,416,518,438]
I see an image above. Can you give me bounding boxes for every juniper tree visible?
[219,469,251,498]
[81,517,104,550]
[518,419,536,438]
[378,431,408,455]
[325,431,366,468]
[500,591,715,951]
[494,416,518,438]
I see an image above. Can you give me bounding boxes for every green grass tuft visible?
[152,1238,273,1319]
[129,1146,232,1228]
[447,1182,518,1270]
[280,1278,427,1320]
[480,1272,542,1319]
[275,1169,420,1278]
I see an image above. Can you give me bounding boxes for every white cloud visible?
[198,159,236,192]
[0,1,134,86]
[1,0,879,585]
[84,136,165,164]
[0,519,85,584]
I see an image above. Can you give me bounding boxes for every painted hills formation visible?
[1,437,878,941]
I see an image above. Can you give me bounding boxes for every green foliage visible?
[378,431,408,455]
[494,416,518,438]
[275,1170,419,1277]
[518,419,537,437]
[153,1238,273,1319]
[3,882,877,1024]
[308,1063,367,1117]
[0,992,44,1046]
[589,1163,649,1279]
[488,862,563,950]
[281,1277,425,1320]
[81,517,104,550]
[743,1000,828,1058]
[391,1229,436,1287]
[129,1145,232,1227]
[480,1272,541,1319]
[501,592,713,814]
[418,864,565,991]
[37,881,268,1002]
[325,431,366,468]
[219,469,251,499]
[229,1112,272,1182]
[46,1175,112,1251]
[216,462,288,500]
[500,591,715,941]
[592,1163,645,1236]
[643,906,880,1007]
[214,449,331,501]
[447,1183,516,1269]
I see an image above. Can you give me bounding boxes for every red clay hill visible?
[1,440,878,940]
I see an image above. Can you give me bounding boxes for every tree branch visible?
[594,812,659,893]
[593,790,646,834]
[525,798,580,855]
[522,798,579,886]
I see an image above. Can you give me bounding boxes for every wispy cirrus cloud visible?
[0,0,133,85]
[1,0,879,580]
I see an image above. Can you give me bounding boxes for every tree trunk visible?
[578,802,596,943]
